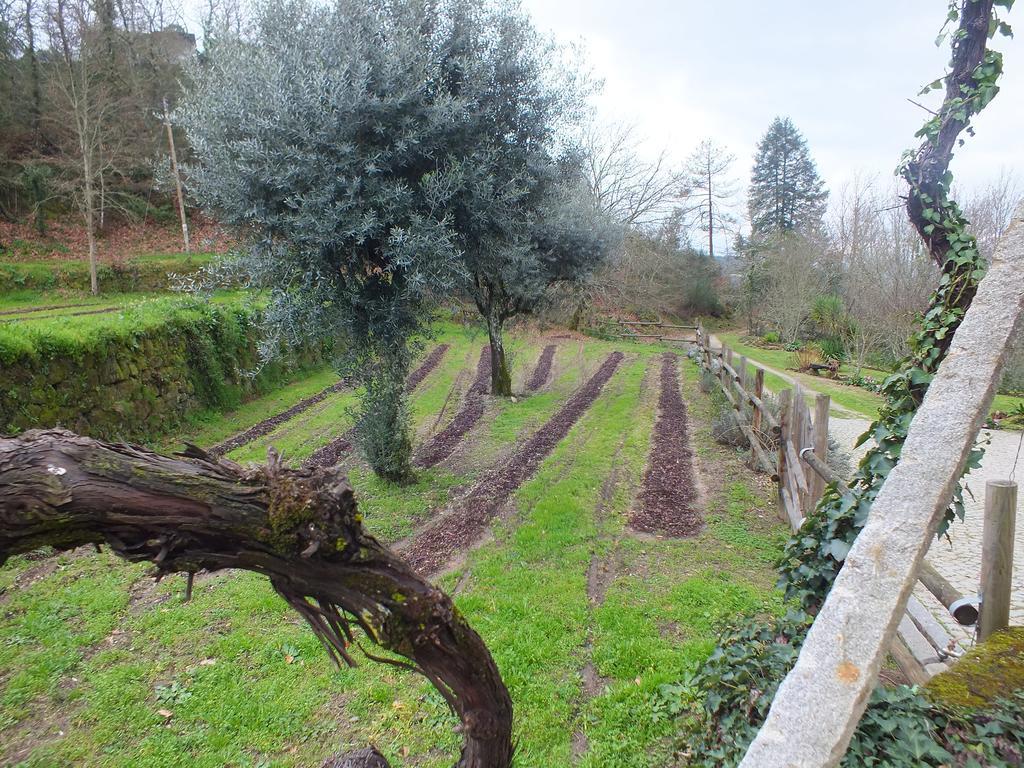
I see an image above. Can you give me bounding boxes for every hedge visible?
[0,296,323,442]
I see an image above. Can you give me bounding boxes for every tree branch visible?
[0,429,513,768]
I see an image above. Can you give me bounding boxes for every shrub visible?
[760,330,781,345]
[818,337,846,363]
[792,346,822,372]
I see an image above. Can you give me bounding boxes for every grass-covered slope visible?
[0,326,788,767]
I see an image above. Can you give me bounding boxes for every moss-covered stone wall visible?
[0,299,322,442]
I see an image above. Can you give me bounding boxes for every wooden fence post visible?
[777,389,791,524]
[790,383,805,513]
[738,355,748,393]
[751,367,764,468]
[811,394,830,507]
[979,480,1017,641]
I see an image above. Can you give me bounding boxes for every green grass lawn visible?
[0,325,788,767]
[718,332,886,419]
[718,331,1024,421]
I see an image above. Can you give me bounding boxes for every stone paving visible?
[830,416,1024,640]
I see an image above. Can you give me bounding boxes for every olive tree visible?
[430,1,617,396]
[179,0,478,481]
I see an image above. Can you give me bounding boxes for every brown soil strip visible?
[403,343,450,393]
[302,343,450,469]
[402,351,625,576]
[414,345,491,468]
[630,352,701,536]
[0,302,97,316]
[526,344,557,391]
[208,379,350,456]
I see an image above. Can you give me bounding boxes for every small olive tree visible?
[430,2,617,396]
[180,0,486,481]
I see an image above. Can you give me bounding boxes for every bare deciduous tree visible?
[680,138,738,259]
[580,122,680,229]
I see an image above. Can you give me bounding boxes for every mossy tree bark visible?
[474,282,516,398]
[485,305,512,398]
[0,429,513,768]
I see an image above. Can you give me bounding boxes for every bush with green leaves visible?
[818,336,846,363]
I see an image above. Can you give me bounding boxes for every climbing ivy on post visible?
[777,0,1013,612]
[685,2,1017,764]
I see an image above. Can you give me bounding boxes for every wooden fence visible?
[692,321,1016,680]
[693,322,835,528]
[613,318,697,345]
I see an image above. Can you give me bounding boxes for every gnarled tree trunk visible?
[485,304,512,398]
[0,430,514,768]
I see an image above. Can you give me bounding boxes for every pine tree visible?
[682,138,737,259]
[748,117,828,236]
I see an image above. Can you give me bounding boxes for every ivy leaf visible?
[827,539,852,562]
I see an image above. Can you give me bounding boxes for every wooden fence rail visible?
[692,321,1015,679]
[613,318,697,344]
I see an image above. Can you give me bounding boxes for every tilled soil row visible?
[630,352,701,536]
[526,344,557,391]
[302,343,451,469]
[208,380,351,457]
[402,350,625,576]
[403,343,450,393]
[413,345,492,469]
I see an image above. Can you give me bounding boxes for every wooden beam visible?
[979,479,1017,641]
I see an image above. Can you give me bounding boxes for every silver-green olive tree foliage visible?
[427,1,618,396]
[179,0,481,481]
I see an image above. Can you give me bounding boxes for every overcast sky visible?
[521,0,1023,208]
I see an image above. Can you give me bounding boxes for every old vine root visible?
[0,429,513,768]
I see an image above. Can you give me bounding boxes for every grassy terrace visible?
[715,332,886,419]
[0,322,788,767]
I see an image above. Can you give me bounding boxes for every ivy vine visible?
[684,2,1017,763]
[778,0,1013,613]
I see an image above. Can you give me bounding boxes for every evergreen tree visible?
[433,1,615,396]
[748,116,828,236]
[181,0,471,482]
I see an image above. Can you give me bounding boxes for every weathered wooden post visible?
[790,384,805,513]
[777,389,791,524]
[810,394,831,506]
[738,355,748,392]
[751,367,765,468]
[979,479,1017,641]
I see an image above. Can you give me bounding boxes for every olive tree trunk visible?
[0,429,514,768]
[486,305,512,397]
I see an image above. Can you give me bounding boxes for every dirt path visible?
[708,333,863,419]
[630,352,701,536]
[414,345,491,469]
[302,344,450,469]
[527,344,558,391]
[208,379,351,457]
[401,351,625,576]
